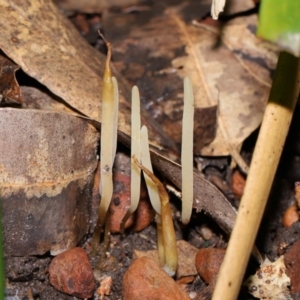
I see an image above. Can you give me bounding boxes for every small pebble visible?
[49,247,95,298]
[282,204,299,228]
[109,173,154,233]
[198,225,213,241]
[195,248,226,284]
[122,257,190,300]
[284,239,300,296]
[231,169,246,198]
[97,276,112,299]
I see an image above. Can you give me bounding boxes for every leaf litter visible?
[1,0,300,299]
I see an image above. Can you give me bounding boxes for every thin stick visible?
[212,52,300,299]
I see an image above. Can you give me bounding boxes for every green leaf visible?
[257,0,300,57]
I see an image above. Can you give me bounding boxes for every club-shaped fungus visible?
[91,35,119,256]
[121,86,142,231]
[133,156,178,276]
[181,76,194,225]
[140,125,161,215]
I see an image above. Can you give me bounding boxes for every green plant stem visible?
[212,51,300,300]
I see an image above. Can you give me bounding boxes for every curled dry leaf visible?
[0,52,23,104]
[0,0,173,151]
[0,108,98,256]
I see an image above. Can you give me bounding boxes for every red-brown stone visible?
[284,239,300,296]
[195,248,226,284]
[122,257,190,300]
[49,247,95,298]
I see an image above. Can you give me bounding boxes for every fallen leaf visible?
[171,11,278,158]
[0,0,175,152]
[102,0,278,162]
[0,108,98,256]
[0,52,23,104]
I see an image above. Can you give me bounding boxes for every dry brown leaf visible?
[0,108,98,256]
[0,0,174,151]
[169,3,278,158]
[102,0,278,164]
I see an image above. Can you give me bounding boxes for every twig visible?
[212,51,300,299]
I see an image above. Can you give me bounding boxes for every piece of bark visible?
[122,257,190,300]
[0,108,98,256]
[49,247,95,298]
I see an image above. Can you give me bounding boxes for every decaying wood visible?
[0,108,99,256]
